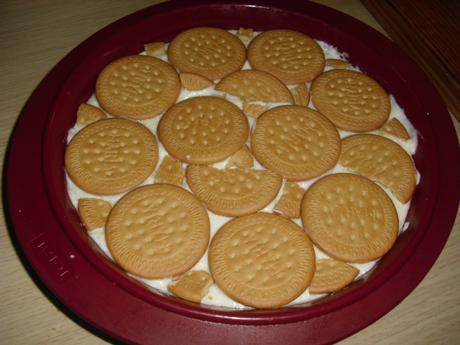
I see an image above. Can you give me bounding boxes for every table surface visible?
[1,1,459,344]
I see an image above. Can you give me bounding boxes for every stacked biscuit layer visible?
[65,27,418,310]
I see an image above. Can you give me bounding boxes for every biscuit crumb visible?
[290,83,310,106]
[243,102,267,118]
[168,270,213,303]
[155,155,184,186]
[274,182,305,218]
[76,103,106,126]
[78,198,112,230]
[227,145,253,168]
[144,42,166,57]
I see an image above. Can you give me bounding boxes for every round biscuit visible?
[251,105,341,180]
[301,173,399,263]
[168,27,246,80]
[311,69,390,131]
[339,134,417,203]
[248,29,325,84]
[65,118,158,195]
[106,184,210,279]
[158,96,249,164]
[215,69,293,103]
[209,213,315,308]
[186,165,282,216]
[96,55,180,119]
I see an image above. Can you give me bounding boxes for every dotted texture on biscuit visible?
[215,70,293,103]
[252,105,341,180]
[65,118,158,195]
[309,259,359,294]
[301,173,398,263]
[96,55,180,119]
[106,184,210,279]
[168,27,246,80]
[311,69,390,132]
[339,134,416,203]
[248,29,325,84]
[209,213,315,308]
[186,166,282,217]
[158,96,249,164]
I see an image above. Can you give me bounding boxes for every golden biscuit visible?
[106,184,210,279]
[274,182,305,218]
[252,105,341,180]
[168,270,213,303]
[76,104,107,126]
[158,96,249,164]
[209,213,315,308]
[144,42,166,57]
[242,102,267,118]
[309,259,359,294]
[65,118,158,195]
[290,83,310,106]
[154,155,184,186]
[216,70,293,103]
[311,69,390,132]
[380,118,411,140]
[339,134,416,203]
[96,55,180,119]
[168,27,246,80]
[186,165,282,216]
[302,173,399,262]
[226,145,253,168]
[326,59,352,69]
[78,198,112,230]
[248,29,325,84]
[179,72,214,91]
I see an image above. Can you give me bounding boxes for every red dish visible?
[6,1,460,344]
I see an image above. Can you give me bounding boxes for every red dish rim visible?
[5,1,460,344]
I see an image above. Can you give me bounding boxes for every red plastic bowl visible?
[6,1,460,344]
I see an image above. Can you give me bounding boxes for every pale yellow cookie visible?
[380,118,411,140]
[144,42,166,57]
[179,72,214,91]
[242,102,267,118]
[274,182,305,218]
[290,83,310,106]
[248,29,325,84]
[78,198,112,230]
[311,69,390,132]
[326,59,352,69]
[65,118,158,195]
[226,145,253,168]
[209,213,315,308]
[154,155,184,186]
[168,27,246,80]
[158,96,249,164]
[168,270,213,303]
[252,105,341,180]
[309,259,359,294]
[301,173,399,262]
[96,55,180,119]
[215,70,293,103]
[106,184,210,279]
[186,165,282,216]
[76,104,107,126]
[339,134,416,203]
[237,27,254,45]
